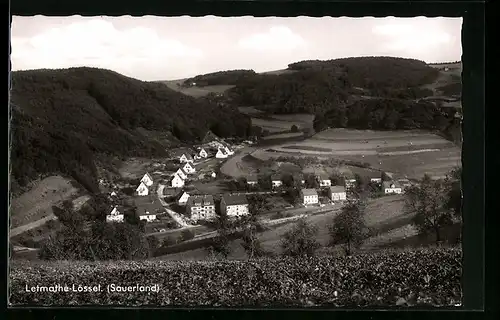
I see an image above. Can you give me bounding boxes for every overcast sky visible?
[11,16,462,81]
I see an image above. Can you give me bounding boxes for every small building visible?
[383,181,403,194]
[210,171,217,178]
[344,174,357,189]
[318,174,331,187]
[106,206,124,223]
[328,186,347,201]
[301,188,319,205]
[170,174,185,188]
[174,168,188,180]
[110,191,117,197]
[246,176,258,186]
[179,153,194,163]
[215,148,228,159]
[135,197,164,222]
[271,174,283,188]
[177,191,191,206]
[187,195,216,222]
[136,182,149,196]
[182,162,196,174]
[224,146,234,155]
[141,172,154,187]
[199,148,208,158]
[398,179,412,189]
[221,194,249,218]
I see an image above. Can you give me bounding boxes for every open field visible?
[238,107,315,133]
[118,158,154,179]
[9,175,80,229]
[160,79,235,98]
[261,132,305,140]
[250,129,461,180]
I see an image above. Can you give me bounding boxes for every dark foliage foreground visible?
[10,247,461,307]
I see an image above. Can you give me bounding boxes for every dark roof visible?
[318,174,330,180]
[135,198,164,216]
[329,186,346,193]
[187,195,215,207]
[383,181,402,189]
[271,174,282,180]
[293,173,305,179]
[182,153,194,160]
[301,188,318,196]
[163,187,181,196]
[246,175,258,182]
[222,194,248,206]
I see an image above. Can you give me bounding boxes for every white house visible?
[179,153,194,163]
[199,148,208,158]
[221,194,249,218]
[110,191,117,197]
[106,206,124,222]
[246,176,258,186]
[210,171,217,178]
[170,174,185,188]
[301,189,319,205]
[141,172,154,187]
[182,162,196,174]
[136,182,149,196]
[187,195,216,222]
[174,168,188,180]
[318,175,331,187]
[328,186,347,201]
[177,191,191,206]
[370,177,382,184]
[271,175,283,188]
[215,148,228,159]
[224,146,234,155]
[344,176,357,189]
[383,181,403,194]
[135,199,163,222]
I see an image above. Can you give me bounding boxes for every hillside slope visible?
[9,68,251,194]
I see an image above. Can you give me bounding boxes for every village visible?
[103,132,413,249]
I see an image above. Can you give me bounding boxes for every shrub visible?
[9,247,462,307]
[180,229,195,242]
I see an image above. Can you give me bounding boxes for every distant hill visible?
[182,69,256,87]
[9,68,252,194]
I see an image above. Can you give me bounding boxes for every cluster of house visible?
[164,190,249,223]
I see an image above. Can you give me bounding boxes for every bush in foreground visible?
[9,247,461,307]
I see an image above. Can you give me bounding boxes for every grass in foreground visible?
[10,247,461,307]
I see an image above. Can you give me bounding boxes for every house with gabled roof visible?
[198,147,208,158]
[106,205,124,222]
[141,172,154,187]
[271,174,283,188]
[383,181,403,194]
[317,174,331,187]
[328,186,347,201]
[186,195,216,222]
[224,146,234,156]
[215,148,228,159]
[179,153,194,164]
[170,174,185,188]
[174,168,188,180]
[136,182,149,196]
[134,197,164,222]
[246,175,258,186]
[300,188,319,205]
[177,191,191,206]
[182,162,196,174]
[221,194,249,217]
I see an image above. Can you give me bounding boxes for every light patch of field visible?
[238,107,265,115]
[9,176,79,229]
[362,225,418,249]
[259,69,298,76]
[262,132,304,140]
[363,195,406,227]
[161,80,235,98]
[118,158,154,179]
[269,114,315,123]
[252,118,304,133]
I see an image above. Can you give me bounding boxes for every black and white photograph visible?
[9,15,463,307]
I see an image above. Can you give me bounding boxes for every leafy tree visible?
[305,174,319,189]
[328,201,367,256]
[161,236,175,247]
[207,215,232,259]
[404,177,455,243]
[290,125,299,132]
[146,235,160,255]
[237,213,269,259]
[445,167,462,218]
[280,218,320,257]
[257,175,272,191]
[52,201,85,231]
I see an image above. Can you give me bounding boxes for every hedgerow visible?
[9,247,461,307]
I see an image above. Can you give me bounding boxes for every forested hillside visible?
[10,68,251,194]
[182,70,256,87]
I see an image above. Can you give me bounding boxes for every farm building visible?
[271,174,283,188]
[383,181,403,194]
[221,194,249,218]
[106,206,124,223]
[301,188,319,205]
[198,148,208,158]
[182,162,196,174]
[318,174,331,187]
[216,148,228,159]
[177,191,191,206]
[186,195,216,222]
[246,176,258,186]
[328,186,347,201]
[140,172,154,187]
[134,197,164,222]
[174,168,188,180]
[293,173,305,185]
[136,182,149,196]
[170,174,185,188]
[179,153,194,163]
